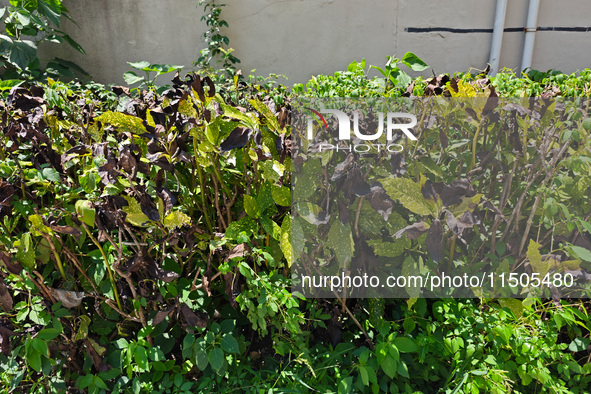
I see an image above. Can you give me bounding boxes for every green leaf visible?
[9,40,37,70]
[0,79,23,91]
[163,211,191,230]
[397,360,410,378]
[123,71,144,86]
[260,217,281,240]
[75,316,91,341]
[220,334,239,354]
[337,377,354,394]
[220,102,259,130]
[498,298,524,318]
[75,200,96,227]
[95,111,147,134]
[380,177,438,216]
[208,348,224,372]
[128,60,151,70]
[195,350,209,371]
[31,337,48,356]
[326,219,354,266]
[271,185,291,206]
[225,217,258,241]
[37,0,61,26]
[134,346,149,371]
[358,365,370,386]
[15,232,35,270]
[27,349,41,372]
[393,337,418,353]
[569,337,590,352]
[367,239,408,258]
[60,33,85,54]
[42,167,60,182]
[570,246,591,263]
[401,52,429,71]
[121,196,151,227]
[280,216,292,267]
[37,328,61,341]
[244,195,259,218]
[249,99,281,132]
[381,356,397,379]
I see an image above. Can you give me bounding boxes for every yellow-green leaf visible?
[29,214,53,236]
[249,99,281,133]
[15,232,36,269]
[380,178,438,216]
[95,111,147,134]
[75,200,96,227]
[280,216,292,267]
[526,239,550,276]
[122,196,151,227]
[163,211,191,230]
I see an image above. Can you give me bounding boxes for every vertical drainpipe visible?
[489,0,508,76]
[521,0,541,73]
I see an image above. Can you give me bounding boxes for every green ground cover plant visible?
[1,41,591,392]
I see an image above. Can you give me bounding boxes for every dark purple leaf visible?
[220,127,252,151]
[426,219,443,262]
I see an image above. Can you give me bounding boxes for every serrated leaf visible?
[95,111,147,134]
[75,200,95,227]
[122,196,151,227]
[280,216,292,267]
[380,177,438,216]
[163,211,191,230]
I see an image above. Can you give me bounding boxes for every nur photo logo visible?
[304,106,418,153]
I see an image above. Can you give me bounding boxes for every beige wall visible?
[2,0,589,84]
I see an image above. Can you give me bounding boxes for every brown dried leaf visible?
[181,303,208,328]
[0,282,13,312]
[48,288,85,308]
[394,221,428,240]
[153,306,175,325]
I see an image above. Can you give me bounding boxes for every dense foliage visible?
[1,51,591,393]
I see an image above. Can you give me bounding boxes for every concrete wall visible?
[3,0,590,84]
